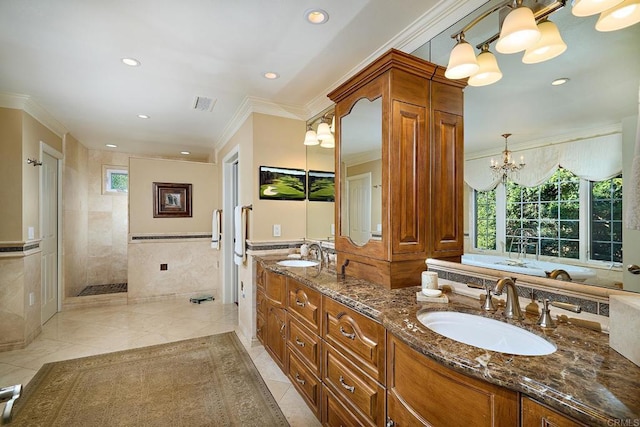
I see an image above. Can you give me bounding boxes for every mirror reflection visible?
[412,1,640,292]
[306,142,335,240]
[339,97,383,246]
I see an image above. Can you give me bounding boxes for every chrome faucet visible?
[493,277,524,320]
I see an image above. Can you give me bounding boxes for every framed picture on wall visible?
[259,166,306,200]
[307,170,335,202]
[153,182,192,218]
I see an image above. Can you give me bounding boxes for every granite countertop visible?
[257,256,640,426]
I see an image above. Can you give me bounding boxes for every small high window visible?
[102,165,128,194]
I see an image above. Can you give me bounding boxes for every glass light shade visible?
[468,50,503,87]
[320,134,335,148]
[596,0,640,31]
[304,129,319,145]
[445,40,479,79]
[316,122,332,141]
[572,0,624,16]
[522,20,567,64]
[496,6,541,54]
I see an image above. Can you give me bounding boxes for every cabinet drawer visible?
[322,384,371,427]
[323,344,385,427]
[287,350,322,419]
[323,297,386,384]
[265,271,286,307]
[287,316,322,377]
[521,396,587,427]
[287,278,322,334]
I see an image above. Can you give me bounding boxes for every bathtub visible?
[461,253,597,281]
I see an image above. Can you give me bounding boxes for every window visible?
[475,189,496,250]
[473,169,622,264]
[590,175,622,263]
[102,165,128,194]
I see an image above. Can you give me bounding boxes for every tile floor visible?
[0,298,320,426]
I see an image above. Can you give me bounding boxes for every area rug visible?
[9,333,289,426]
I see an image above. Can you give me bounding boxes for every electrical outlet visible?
[28,227,35,240]
[331,223,335,235]
[273,224,281,237]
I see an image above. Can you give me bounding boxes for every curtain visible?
[465,133,623,191]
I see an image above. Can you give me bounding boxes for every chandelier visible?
[490,133,525,183]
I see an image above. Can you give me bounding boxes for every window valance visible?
[464,133,622,191]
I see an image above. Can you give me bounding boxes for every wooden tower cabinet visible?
[328,49,465,289]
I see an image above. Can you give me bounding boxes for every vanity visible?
[255,256,640,426]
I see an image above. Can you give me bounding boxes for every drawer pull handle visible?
[339,375,355,393]
[339,326,355,340]
[279,323,286,334]
[295,299,306,307]
[295,337,305,347]
[295,373,306,386]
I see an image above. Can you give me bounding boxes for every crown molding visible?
[0,92,68,137]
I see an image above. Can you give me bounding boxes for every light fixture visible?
[496,3,541,54]
[304,126,319,146]
[523,19,567,63]
[551,77,570,85]
[595,0,640,31]
[320,134,335,148]
[106,144,118,148]
[316,120,332,142]
[304,8,329,24]
[445,33,479,79]
[180,151,190,155]
[137,114,150,119]
[490,133,525,183]
[468,45,503,87]
[572,0,624,16]
[263,71,279,79]
[121,58,140,67]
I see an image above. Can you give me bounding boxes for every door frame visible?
[222,147,240,304]
[40,141,63,315]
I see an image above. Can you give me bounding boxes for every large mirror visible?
[412,1,640,292]
[339,97,383,246]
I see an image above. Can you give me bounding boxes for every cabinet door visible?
[430,110,463,258]
[387,334,517,427]
[323,385,366,427]
[265,303,287,371]
[265,270,286,307]
[521,396,587,427]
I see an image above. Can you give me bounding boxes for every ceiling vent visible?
[193,96,216,112]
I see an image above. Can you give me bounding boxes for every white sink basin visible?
[416,311,556,356]
[277,259,319,268]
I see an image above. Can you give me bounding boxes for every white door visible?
[41,151,58,323]
[346,173,371,245]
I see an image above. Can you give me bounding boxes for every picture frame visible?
[259,166,306,200]
[307,170,335,202]
[153,182,192,218]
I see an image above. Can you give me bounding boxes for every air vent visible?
[193,96,216,112]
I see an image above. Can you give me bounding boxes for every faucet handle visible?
[467,283,497,312]
[537,298,582,328]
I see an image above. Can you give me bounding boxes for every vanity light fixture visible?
[468,44,503,86]
[106,144,118,148]
[320,134,335,149]
[263,71,280,79]
[571,0,624,16]
[595,0,640,31]
[444,33,479,79]
[121,57,140,67]
[495,2,541,54]
[490,133,525,183]
[304,125,319,146]
[522,19,567,63]
[304,8,329,24]
[303,111,335,147]
[316,120,332,142]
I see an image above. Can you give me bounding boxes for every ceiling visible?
[0,0,451,160]
[1,1,637,161]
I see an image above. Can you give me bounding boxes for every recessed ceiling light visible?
[180,151,190,155]
[137,114,150,119]
[121,57,140,67]
[304,8,329,24]
[263,72,280,80]
[106,144,117,148]
[551,77,570,86]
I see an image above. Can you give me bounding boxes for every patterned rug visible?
[9,333,288,426]
[77,283,128,296]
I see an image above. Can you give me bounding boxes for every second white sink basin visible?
[417,311,556,356]
[277,259,319,268]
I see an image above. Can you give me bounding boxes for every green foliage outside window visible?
[110,172,128,191]
[591,175,622,263]
[475,189,496,250]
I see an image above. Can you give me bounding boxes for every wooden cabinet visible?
[288,349,323,419]
[521,396,587,427]
[387,334,518,427]
[329,48,466,289]
[322,297,386,426]
[258,269,288,372]
[287,277,322,335]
